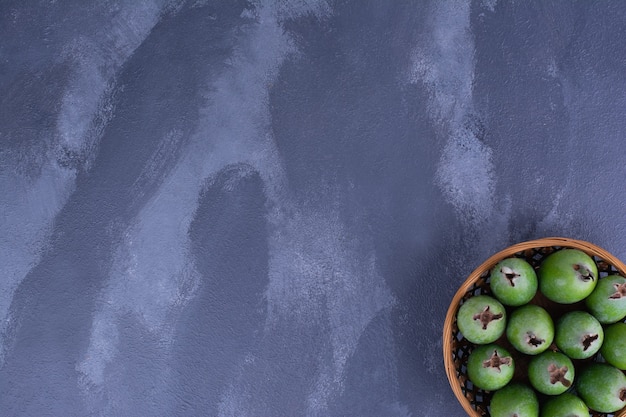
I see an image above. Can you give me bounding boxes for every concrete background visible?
[2,1,626,415]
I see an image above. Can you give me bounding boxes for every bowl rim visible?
[442,237,626,417]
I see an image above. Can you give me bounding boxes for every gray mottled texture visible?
[2,1,626,416]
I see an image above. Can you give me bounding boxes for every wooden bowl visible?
[443,237,626,417]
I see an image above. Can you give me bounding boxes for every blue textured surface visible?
[2,1,626,415]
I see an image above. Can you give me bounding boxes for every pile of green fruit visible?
[456,249,626,416]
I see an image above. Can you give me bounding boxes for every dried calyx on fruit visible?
[547,364,571,387]
[482,350,512,372]
[473,306,503,330]
[526,332,544,347]
[581,333,599,350]
[572,263,595,282]
[609,282,626,299]
[501,266,518,286]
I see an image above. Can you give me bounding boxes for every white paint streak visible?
[410,1,498,228]
[0,0,165,365]
[296,217,394,414]
[265,204,394,327]
[57,0,165,166]
[78,0,293,407]
[536,188,573,233]
[227,3,394,415]
[79,2,393,415]
[0,166,75,363]
[274,0,332,20]
[482,0,498,12]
